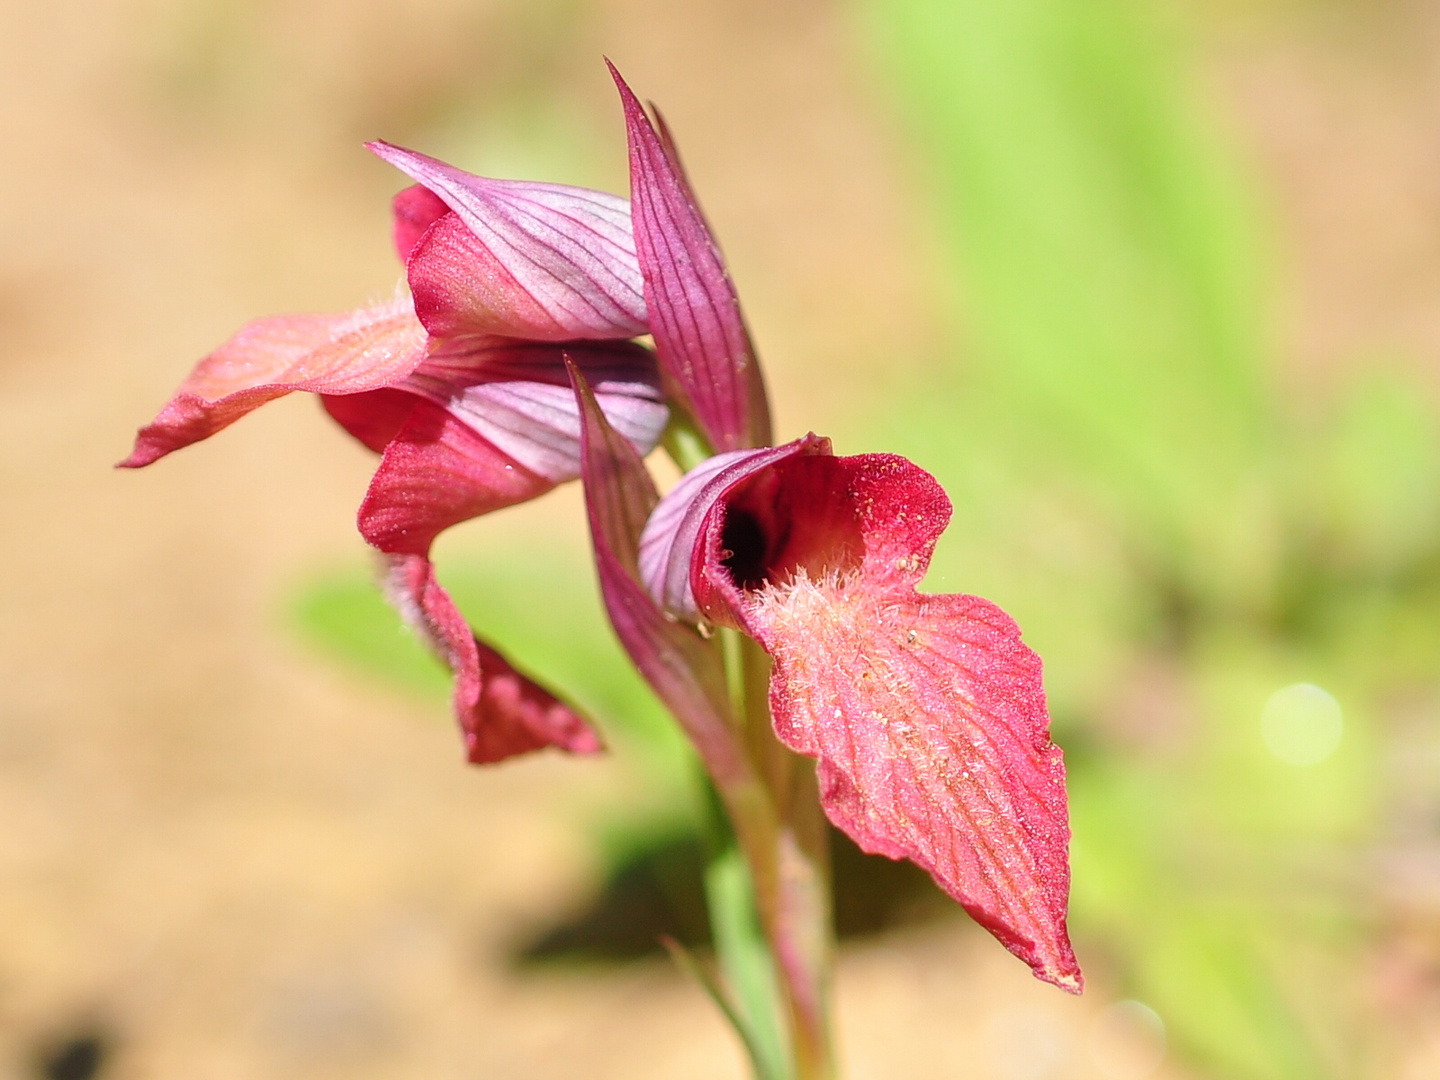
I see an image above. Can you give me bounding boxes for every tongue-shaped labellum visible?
[744,566,1080,992]
[639,444,1082,992]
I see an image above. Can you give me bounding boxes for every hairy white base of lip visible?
[748,567,864,627]
[747,568,914,696]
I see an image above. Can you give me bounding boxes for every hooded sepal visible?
[392,183,452,262]
[320,387,424,454]
[369,141,647,342]
[356,339,667,556]
[383,553,601,764]
[609,62,772,453]
[346,342,664,765]
[357,396,555,557]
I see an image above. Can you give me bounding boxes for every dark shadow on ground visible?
[34,1031,109,1080]
[512,824,953,965]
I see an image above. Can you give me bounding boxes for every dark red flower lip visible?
[382,554,601,764]
[635,442,1082,992]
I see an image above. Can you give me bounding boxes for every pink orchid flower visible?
[122,147,669,764]
[571,68,1081,993]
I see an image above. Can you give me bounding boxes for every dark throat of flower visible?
[718,505,774,593]
[713,459,865,605]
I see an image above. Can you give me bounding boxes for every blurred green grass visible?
[855,1,1440,1078]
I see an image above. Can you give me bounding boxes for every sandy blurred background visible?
[2,1,1439,1078]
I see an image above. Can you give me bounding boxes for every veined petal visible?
[392,183,452,261]
[752,575,1079,992]
[369,141,646,341]
[403,339,667,485]
[383,553,601,763]
[610,62,772,452]
[570,362,746,785]
[357,396,555,558]
[121,298,427,467]
[650,448,1081,991]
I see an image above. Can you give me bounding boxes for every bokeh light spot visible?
[1261,683,1344,766]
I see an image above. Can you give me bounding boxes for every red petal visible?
[356,340,668,553]
[406,213,572,340]
[357,397,554,558]
[121,299,427,467]
[610,62,772,452]
[392,183,452,262]
[404,339,667,484]
[383,553,601,763]
[570,362,746,784]
[320,388,422,454]
[369,141,647,341]
[751,579,1080,992]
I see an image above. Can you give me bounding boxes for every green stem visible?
[662,409,834,1077]
[662,411,715,473]
[699,775,790,1080]
[712,630,836,1080]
